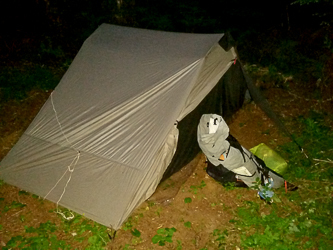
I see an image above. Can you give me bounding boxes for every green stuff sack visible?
[250,143,288,175]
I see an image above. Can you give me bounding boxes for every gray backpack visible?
[197,114,284,190]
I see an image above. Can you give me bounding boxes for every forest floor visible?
[0,78,332,249]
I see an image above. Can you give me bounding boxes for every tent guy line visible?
[44,153,78,221]
[50,91,79,151]
[44,91,80,220]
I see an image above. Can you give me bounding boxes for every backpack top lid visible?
[197,114,230,162]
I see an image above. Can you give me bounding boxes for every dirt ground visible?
[0,81,332,249]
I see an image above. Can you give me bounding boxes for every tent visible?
[0,24,249,229]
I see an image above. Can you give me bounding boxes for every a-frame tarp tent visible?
[0,24,247,229]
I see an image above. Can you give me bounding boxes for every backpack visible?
[197,114,284,189]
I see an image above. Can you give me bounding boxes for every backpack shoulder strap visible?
[226,134,246,162]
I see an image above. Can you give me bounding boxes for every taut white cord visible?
[44,92,80,220]
[50,92,76,149]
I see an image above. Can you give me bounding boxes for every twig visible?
[313,158,333,164]
[312,195,333,201]
[295,179,332,184]
[288,91,332,103]
[11,209,24,217]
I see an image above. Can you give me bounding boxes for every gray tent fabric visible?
[0,24,237,229]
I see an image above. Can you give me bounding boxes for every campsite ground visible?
[1,75,332,249]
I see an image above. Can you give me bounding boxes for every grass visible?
[231,111,333,249]
[0,195,111,249]
[152,227,177,246]
[3,221,70,250]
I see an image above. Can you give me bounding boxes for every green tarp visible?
[250,143,288,175]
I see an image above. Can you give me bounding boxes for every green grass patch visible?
[152,227,177,246]
[61,211,110,249]
[3,221,70,250]
[3,201,26,213]
[2,206,111,249]
[189,180,206,194]
[232,111,333,249]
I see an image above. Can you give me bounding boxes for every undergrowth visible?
[237,30,333,88]
[60,210,110,250]
[0,200,111,249]
[3,221,70,250]
[231,111,333,249]
[0,65,63,102]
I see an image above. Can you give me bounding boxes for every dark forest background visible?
[0,0,332,91]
